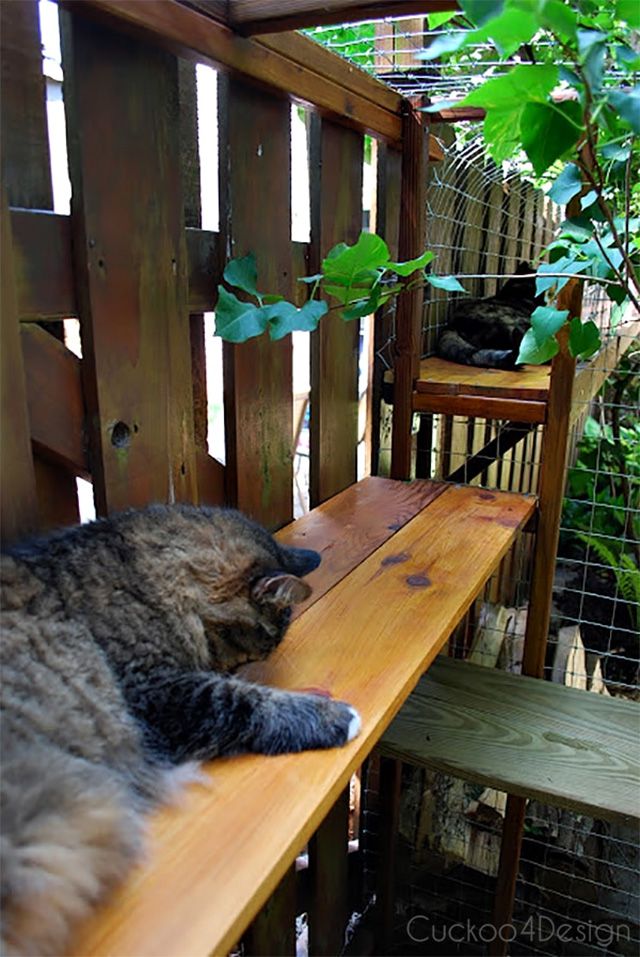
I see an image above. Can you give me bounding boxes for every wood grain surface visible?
[380,656,640,823]
[67,483,534,957]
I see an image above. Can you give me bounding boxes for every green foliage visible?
[215,235,463,344]
[420,0,640,362]
[574,533,640,631]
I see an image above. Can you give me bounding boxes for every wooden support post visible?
[308,788,351,956]
[244,866,297,956]
[390,105,428,480]
[375,755,403,954]
[490,300,580,956]
[309,115,363,507]
[61,11,196,514]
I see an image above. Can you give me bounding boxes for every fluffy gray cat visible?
[0,504,360,955]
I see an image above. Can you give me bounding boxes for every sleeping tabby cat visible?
[437,262,544,369]
[0,504,360,956]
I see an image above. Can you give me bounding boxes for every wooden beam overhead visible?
[64,1,404,144]
[226,1,460,35]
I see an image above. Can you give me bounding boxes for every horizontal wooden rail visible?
[10,209,309,319]
[227,0,459,35]
[381,656,640,824]
[413,392,547,424]
[63,0,404,144]
[67,479,535,956]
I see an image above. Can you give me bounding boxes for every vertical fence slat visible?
[219,77,293,529]
[61,13,196,514]
[0,191,38,545]
[390,107,428,480]
[2,0,80,528]
[309,116,363,506]
[308,788,351,956]
[244,866,297,957]
[371,143,402,476]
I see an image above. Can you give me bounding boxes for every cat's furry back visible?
[437,263,544,369]
[0,504,360,955]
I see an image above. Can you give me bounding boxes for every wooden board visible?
[414,356,550,400]
[65,0,402,144]
[219,77,293,529]
[11,210,76,320]
[0,192,38,546]
[61,12,197,513]
[0,0,52,209]
[229,0,459,34]
[380,656,640,824]
[309,117,363,507]
[20,323,89,476]
[275,475,445,619]
[68,483,534,957]
[413,392,547,425]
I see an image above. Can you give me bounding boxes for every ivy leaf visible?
[549,162,583,205]
[472,7,538,58]
[458,0,505,26]
[215,287,268,343]
[577,28,608,58]
[223,254,259,299]
[426,10,458,29]
[568,318,601,359]
[530,305,569,344]
[426,275,467,292]
[322,232,390,282]
[460,64,558,109]
[540,0,577,39]
[520,100,582,175]
[516,328,559,365]
[608,88,640,134]
[266,300,328,341]
[388,250,434,276]
[615,0,640,28]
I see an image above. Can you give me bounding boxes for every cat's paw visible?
[258,690,362,754]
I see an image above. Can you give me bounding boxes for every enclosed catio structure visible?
[0,3,638,957]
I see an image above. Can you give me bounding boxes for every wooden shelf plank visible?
[412,391,547,424]
[67,482,534,957]
[414,356,550,400]
[380,656,640,824]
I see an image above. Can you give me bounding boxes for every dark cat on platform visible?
[437,262,544,369]
[0,504,360,956]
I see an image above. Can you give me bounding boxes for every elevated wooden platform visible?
[381,656,640,824]
[67,477,535,957]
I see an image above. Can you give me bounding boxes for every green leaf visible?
[388,250,434,276]
[458,0,505,26]
[615,0,640,27]
[535,256,581,295]
[266,300,328,340]
[614,44,640,71]
[298,273,324,284]
[516,328,560,364]
[583,40,606,92]
[223,253,259,298]
[557,216,594,241]
[483,107,523,163]
[322,232,389,279]
[568,318,601,358]
[549,162,583,205]
[577,28,608,58]
[530,305,569,343]
[520,100,582,175]
[472,7,538,57]
[341,289,381,320]
[601,142,632,161]
[214,287,268,343]
[427,10,458,28]
[540,0,577,39]
[580,189,598,209]
[608,88,640,134]
[426,275,467,292]
[460,64,558,109]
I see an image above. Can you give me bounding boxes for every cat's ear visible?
[252,573,311,607]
